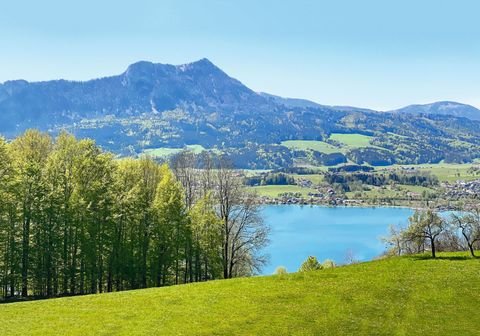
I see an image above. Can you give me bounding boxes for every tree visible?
[0,131,269,299]
[0,137,17,298]
[298,256,323,272]
[406,210,445,258]
[189,193,223,281]
[10,130,52,297]
[450,208,480,257]
[215,159,269,278]
[152,164,189,285]
[382,224,405,256]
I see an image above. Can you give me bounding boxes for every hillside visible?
[389,101,480,120]
[1,59,480,168]
[1,253,478,335]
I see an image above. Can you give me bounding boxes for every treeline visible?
[244,172,295,186]
[0,130,268,300]
[324,171,438,191]
[384,205,480,258]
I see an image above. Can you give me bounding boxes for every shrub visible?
[298,256,323,272]
[322,259,336,269]
[273,266,288,275]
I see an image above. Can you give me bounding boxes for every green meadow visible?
[251,185,317,197]
[329,133,373,148]
[1,253,478,335]
[281,140,343,154]
[281,133,375,155]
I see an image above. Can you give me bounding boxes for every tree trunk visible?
[468,243,475,257]
[21,217,31,297]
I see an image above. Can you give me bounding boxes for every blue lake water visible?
[261,205,414,274]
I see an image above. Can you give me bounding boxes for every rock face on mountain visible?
[0,58,479,168]
[389,101,480,121]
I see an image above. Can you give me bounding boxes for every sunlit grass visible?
[0,252,478,335]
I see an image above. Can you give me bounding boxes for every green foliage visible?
[0,130,251,299]
[0,253,478,335]
[189,193,223,280]
[298,256,323,272]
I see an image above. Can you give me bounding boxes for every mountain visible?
[389,101,480,120]
[0,58,270,133]
[1,59,480,168]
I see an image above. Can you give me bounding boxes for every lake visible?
[261,205,414,274]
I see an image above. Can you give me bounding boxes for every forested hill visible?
[1,59,480,168]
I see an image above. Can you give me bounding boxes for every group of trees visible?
[244,172,295,187]
[0,130,268,300]
[324,171,438,190]
[384,205,480,258]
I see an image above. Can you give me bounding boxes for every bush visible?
[322,259,336,269]
[298,256,323,272]
[273,266,288,275]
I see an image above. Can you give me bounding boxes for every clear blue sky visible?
[1,0,479,110]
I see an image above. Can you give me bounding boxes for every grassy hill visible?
[1,253,479,335]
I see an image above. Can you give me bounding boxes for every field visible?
[345,184,436,200]
[329,133,373,148]
[143,145,206,158]
[376,163,480,182]
[1,252,478,335]
[250,185,318,198]
[281,133,375,154]
[290,173,324,184]
[281,140,342,154]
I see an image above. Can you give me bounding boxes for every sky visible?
[0,0,479,110]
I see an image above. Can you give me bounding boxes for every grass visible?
[281,140,342,154]
[250,185,318,198]
[376,163,480,182]
[329,133,373,148]
[281,134,375,154]
[143,145,206,158]
[290,173,324,184]
[1,252,479,335]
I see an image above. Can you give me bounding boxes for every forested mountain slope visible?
[1,59,480,168]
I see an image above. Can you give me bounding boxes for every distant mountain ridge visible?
[388,101,480,121]
[0,58,271,133]
[0,58,479,168]
[1,58,478,131]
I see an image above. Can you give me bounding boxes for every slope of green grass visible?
[329,133,373,148]
[1,253,479,335]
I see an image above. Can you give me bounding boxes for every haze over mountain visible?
[0,58,479,168]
